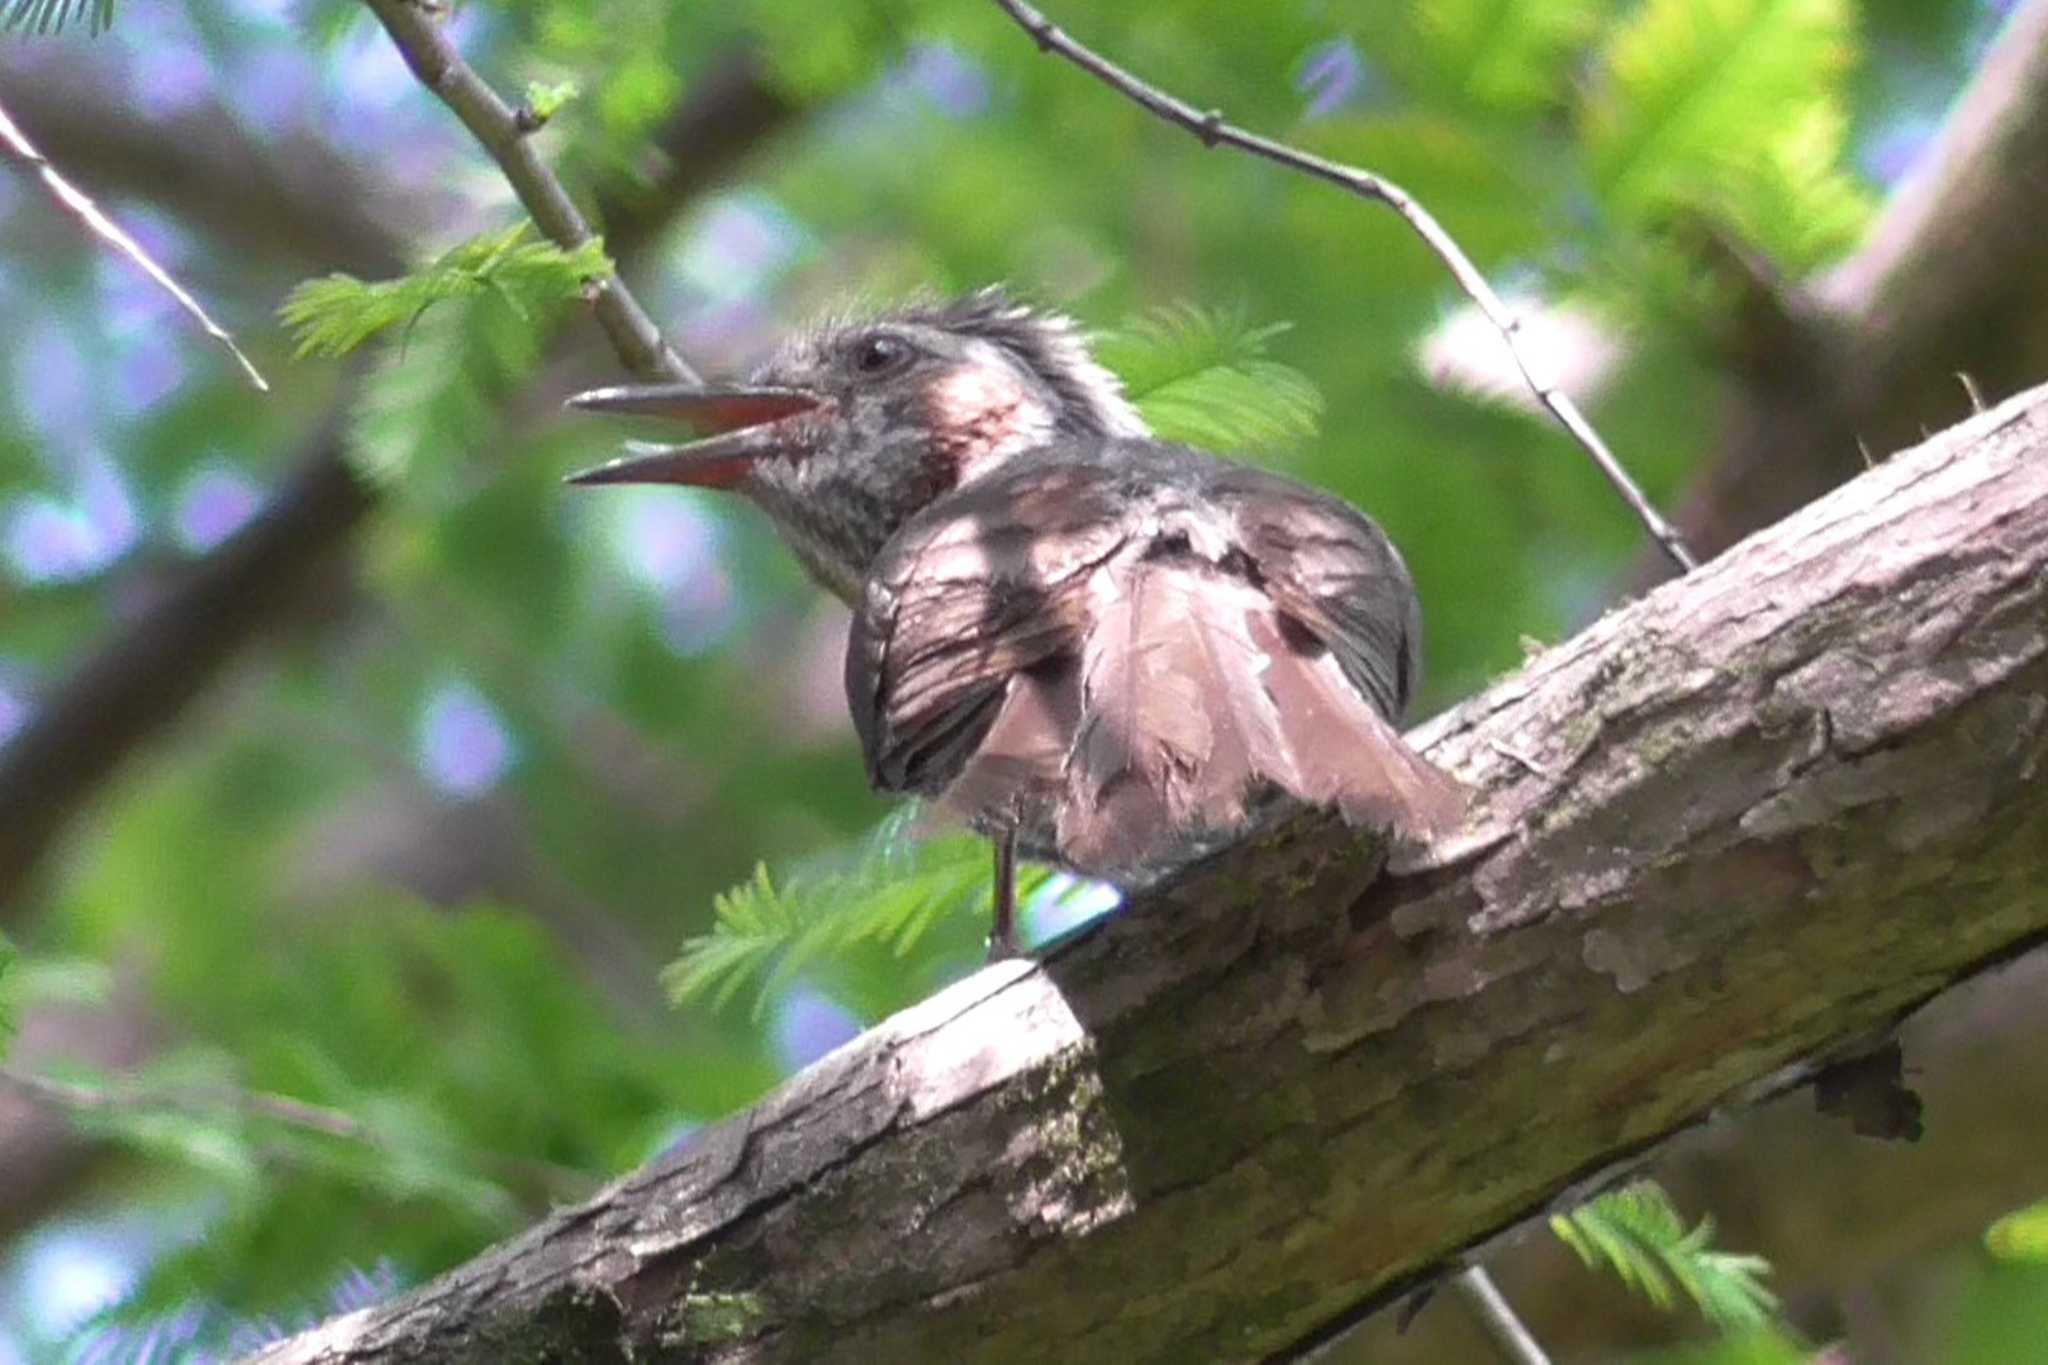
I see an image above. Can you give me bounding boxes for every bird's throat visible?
[925,364,1056,486]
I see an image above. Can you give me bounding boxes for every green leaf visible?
[1414,0,1609,112]
[666,812,1095,1022]
[1987,1202,2048,1263]
[1094,303,1324,454]
[1,0,115,35]
[525,79,581,123]
[279,222,611,360]
[1582,0,1873,270]
[1552,1180,1779,1329]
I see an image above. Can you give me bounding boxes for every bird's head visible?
[566,288,1148,599]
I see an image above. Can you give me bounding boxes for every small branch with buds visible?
[0,95,269,391]
[359,0,695,385]
[986,0,1699,575]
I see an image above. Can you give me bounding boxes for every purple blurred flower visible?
[79,455,140,558]
[96,256,177,336]
[114,335,188,416]
[896,43,990,119]
[605,494,739,656]
[415,681,516,798]
[615,496,719,590]
[773,988,863,1071]
[0,679,30,746]
[130,42,214,119]
[14,320,95,444]
[1295,37,1368,121]
[174,466,263,552]
[674,295,777,363]
[4,499,94,583]
[2,455,138,585]
[233,44,319,131]
[674,193,809,304]
[658,570,737,658]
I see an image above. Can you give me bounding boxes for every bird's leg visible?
[987,826,1020,962]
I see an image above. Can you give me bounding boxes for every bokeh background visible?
[1,0,2044,1359]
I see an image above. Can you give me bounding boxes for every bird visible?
[566,288,1466,957]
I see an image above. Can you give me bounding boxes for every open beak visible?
[563,384,822,489]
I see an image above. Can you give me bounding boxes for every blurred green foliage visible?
[0,0,2026,1359]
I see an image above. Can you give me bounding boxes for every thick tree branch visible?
[248,385,2048,1364]
[989,0,1696,573]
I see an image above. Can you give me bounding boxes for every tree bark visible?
[249,384,2048,1364]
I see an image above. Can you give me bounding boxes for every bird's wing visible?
[846,460,1129,798]
[1208,465,1422,716]
[1201,465,1466,836]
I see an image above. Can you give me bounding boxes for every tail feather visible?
[1245,609,1467,836]
[941,554,1466,879]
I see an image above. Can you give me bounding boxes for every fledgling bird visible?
[567,289,1465,956]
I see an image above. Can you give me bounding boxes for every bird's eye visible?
[853,334,911,375]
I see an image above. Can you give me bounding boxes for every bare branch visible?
[1452,1267,1554,1365]
[358,0,694,385]
[985,0,1697,574]
[0,94,269,390]
[247,385,2048,1364]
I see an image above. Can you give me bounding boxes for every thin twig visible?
[359,0,696,386]
[0,95,269,392]
[0,1061,595,1204]
[986,0,1698,575]
[1453,1265,1555,1365]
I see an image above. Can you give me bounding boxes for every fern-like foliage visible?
[284,224,606,491]
[1553,1180,1779,1329]
[666,810,1094,1020]
[1582,0,1872,272]
[279,223,611,360]
[343,287,542,492]
[1,0,115,35]
[1093,304,1323,454]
